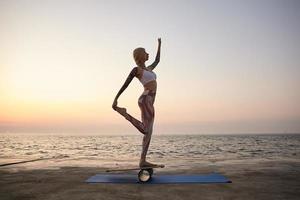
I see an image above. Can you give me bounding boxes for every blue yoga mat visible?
[86,173,231,184]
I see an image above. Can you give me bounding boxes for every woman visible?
[112,38,161,168]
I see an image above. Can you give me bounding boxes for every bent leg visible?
[115,107,148,134]
[124,112,149,134]
[117,93,155,135]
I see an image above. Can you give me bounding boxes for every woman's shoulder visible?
[130,66,142,79]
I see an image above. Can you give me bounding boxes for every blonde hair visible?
[133,47,145,66]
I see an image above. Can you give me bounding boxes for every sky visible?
[0,0,299,135]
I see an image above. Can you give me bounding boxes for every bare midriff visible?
[143,80,157,93]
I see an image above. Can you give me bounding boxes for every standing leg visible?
[140,120,154,166]
[114,92,157,167]
[138,94,157,167]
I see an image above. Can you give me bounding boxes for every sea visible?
[0,134,299,171]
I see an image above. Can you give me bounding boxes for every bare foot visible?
[115,107,127,116]
[115,107,131,120]
[139,161,159,168]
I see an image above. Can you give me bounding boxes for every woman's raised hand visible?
[112,99,118,110]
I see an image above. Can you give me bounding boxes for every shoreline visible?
[1,159,299,200]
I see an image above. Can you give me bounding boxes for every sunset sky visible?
[0,0,299,135]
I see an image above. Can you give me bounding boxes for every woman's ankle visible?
[139,160,146,166]
[116,107,127,115]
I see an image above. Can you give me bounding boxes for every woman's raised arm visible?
[147,38,161,71]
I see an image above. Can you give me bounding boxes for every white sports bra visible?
[139,68,157,86]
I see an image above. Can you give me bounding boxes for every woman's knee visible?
[141,126,149,135]
[144,124,152,135]
[140,124,151,135]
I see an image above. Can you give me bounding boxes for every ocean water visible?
[0,134,299,170]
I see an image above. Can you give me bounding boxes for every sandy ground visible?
[0,159,299,200]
